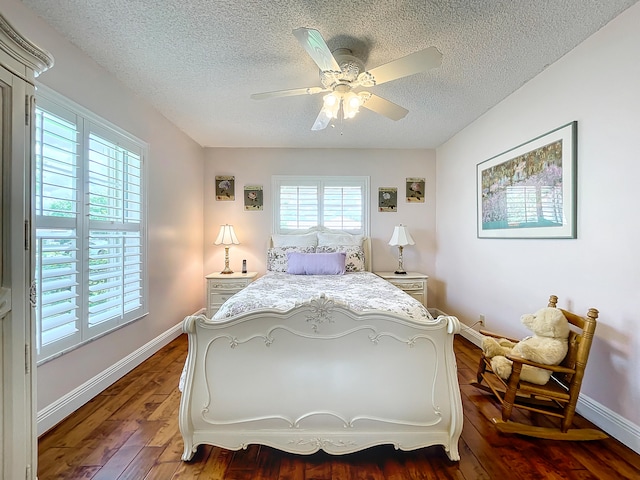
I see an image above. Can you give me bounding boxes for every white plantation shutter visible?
[323,185,363,231]
[273,176,368,234]
[35,229,80,350]
[278,184,318,230]
[87,127,143,334]
[34,86,147,361]
[34,99,82,356]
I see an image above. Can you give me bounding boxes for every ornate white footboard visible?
[179,295,463,461]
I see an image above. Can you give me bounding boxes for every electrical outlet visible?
[479,314,485,327]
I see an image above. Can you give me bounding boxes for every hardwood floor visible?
[38,334,640,479]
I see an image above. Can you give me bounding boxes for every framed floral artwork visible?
[406,177,425,203]
[215,175,235,201]
[378,187,397,212]
[477,121,577,238]
[244,185,263,211]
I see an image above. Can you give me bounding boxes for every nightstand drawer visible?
[205,272,257,317]
[208,280,252,291]
[209,292,236,309]
[387,279,425,292]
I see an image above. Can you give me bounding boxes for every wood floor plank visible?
[192,446,233,480]
[156,433,187,464]
[37,334,639,480]
[252,446,282,479]
[147,387,182,422]
[170,444,215,479]
[92,445,143,480]
[303,451,333,480]
[117,446,165,480]
[277,452,306,480]
[143,460,180,480]
[77,419,140,467]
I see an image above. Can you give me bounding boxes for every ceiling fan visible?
[250,27,442,131]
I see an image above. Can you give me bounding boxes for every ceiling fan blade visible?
[251,86,328,100]
[311,106,332,131]
[364,46,442,86]
[292,27,341,73]
[361,93,409,121]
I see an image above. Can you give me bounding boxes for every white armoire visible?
[0,13,53,480]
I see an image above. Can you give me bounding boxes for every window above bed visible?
[272,175,369,235]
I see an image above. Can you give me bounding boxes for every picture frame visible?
[378,187,397,212]
[244,185,263,211]
[477,121,577,239]
[406,177,425,203]
[215,175,235,201]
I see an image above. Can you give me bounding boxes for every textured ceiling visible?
[20,0,637,149]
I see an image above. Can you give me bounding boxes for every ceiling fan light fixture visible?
[252,28,442,131]
[343,91,361,119]
[323,93,338,107]
[322,93,340,119]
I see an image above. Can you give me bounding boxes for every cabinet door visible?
[0,63,37,480]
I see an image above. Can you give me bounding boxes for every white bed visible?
[179,233,463,461]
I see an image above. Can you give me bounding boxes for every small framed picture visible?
[244,185,263,211]
[378,187,397,212]
[215,175,235,201]
[406,177,425,203]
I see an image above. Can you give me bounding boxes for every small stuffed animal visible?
[482,307,570,385]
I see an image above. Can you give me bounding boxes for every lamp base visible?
[220,246,233,274]
[394,246,407,275]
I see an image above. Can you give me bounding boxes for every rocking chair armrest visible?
[479,329,520,343]
[505,353,576,374]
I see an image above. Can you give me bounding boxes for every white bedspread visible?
[213,271,434,322]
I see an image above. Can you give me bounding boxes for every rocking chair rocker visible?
[473,295,608,441]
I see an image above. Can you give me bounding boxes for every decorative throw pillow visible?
[287,252,346,275]
[267,246,316,272]
[271,232,318,247]
[315,245,366,272]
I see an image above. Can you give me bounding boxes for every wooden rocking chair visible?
[473,295,608,441]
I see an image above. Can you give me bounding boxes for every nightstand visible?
[375,271,429,307]
[205,271,257,317]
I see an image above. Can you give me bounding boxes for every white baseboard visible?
[457,323,640,455]
[459,323,484,346]
[577,392,640,455]
[37,322,183,436]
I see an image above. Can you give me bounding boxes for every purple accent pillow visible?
[286,252,346,275]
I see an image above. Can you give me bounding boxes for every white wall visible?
[436,0,640,437]
[203,148,436,282]
[4,0,205,413]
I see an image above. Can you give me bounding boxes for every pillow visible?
[271,232,317,247]
[317,232,363,247]
[267,246,315,272]
[315,245,366,272]
[287,252,346,275]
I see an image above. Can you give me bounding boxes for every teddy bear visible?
[482,307,570,385]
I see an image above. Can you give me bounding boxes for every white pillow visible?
[317,232,363,247]
[271,232,318,247]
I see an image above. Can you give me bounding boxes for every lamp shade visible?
[388,225,415,247]
[214,224,240,245]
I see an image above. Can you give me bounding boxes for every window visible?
[272,176,369,234]
[34,86,148,362]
